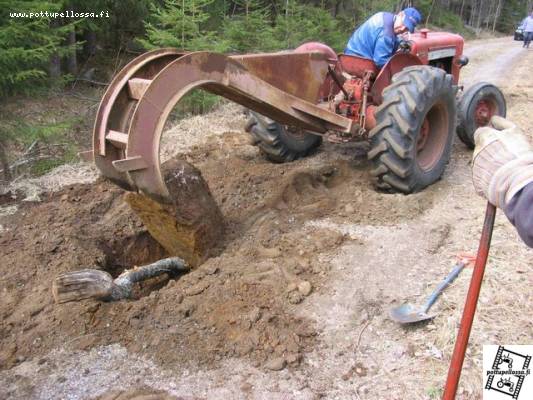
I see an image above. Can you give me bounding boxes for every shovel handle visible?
[421,261,467,314]
[442,202,497,399]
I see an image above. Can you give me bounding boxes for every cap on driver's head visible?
[402,7,422,33]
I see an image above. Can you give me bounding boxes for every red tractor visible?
[92,29,505,201]
[246,30,506,193]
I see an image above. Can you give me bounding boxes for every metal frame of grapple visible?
[93,48,356,202]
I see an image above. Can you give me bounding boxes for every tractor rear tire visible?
[456,82,506,149]
[245,111,322,163]
[368,66,456,194]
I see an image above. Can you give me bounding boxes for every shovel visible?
[390,259,470,324]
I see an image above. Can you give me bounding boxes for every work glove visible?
[472,116,533,208]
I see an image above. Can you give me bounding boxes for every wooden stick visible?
[52,257,189,303]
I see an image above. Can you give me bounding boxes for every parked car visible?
[515,21,525,40]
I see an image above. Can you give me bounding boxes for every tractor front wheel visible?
[457,82,506,149]
[368,66,456,194]
[245,112,322,163]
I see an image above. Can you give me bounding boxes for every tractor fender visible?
[371,52,423,104]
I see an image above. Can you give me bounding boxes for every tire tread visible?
[246,113,322,163]
[368,65,456,193]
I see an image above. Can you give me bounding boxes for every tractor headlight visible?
[456,55,469,67]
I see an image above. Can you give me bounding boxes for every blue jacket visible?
[505,183,533,247]
[344,12,399,68]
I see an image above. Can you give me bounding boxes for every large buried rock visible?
[124,159,224,267]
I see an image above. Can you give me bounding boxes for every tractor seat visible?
[339,54,379,78]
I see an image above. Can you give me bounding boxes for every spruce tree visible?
[138,0,220,50]
[0,0,68,97]
[221,1,278,52]
[274,2,348,51]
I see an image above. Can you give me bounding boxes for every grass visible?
[168,89,222,122]
[1,115,82,179]
[30,158,66,176]
[427,386,443,399]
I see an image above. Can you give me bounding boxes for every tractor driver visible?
[344,7,422,68]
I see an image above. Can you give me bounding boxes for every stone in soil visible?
[297,281,312,296]
[265,357,287,371]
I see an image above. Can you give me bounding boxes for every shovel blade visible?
[390,303,436,324]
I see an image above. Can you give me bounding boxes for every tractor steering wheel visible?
[398,40,413,53]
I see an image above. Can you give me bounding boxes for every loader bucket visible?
[93,47,354,202]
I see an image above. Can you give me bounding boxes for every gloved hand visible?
[472,116,533,208]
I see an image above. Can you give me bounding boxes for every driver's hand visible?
[398,40,411,52]
[472,116,533,207]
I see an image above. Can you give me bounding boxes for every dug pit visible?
[0,136,423,377]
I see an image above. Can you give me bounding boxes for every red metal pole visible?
[442,202,497,400]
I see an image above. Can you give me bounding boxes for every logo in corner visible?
[484,345,532,399]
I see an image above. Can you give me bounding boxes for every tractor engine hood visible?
[409,30,465,61]
[408,29,465,84]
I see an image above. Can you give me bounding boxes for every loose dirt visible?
[0,37,532,400]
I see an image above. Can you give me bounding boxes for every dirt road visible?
[1,37,532,400]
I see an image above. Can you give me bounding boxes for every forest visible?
[0,0,532,181]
